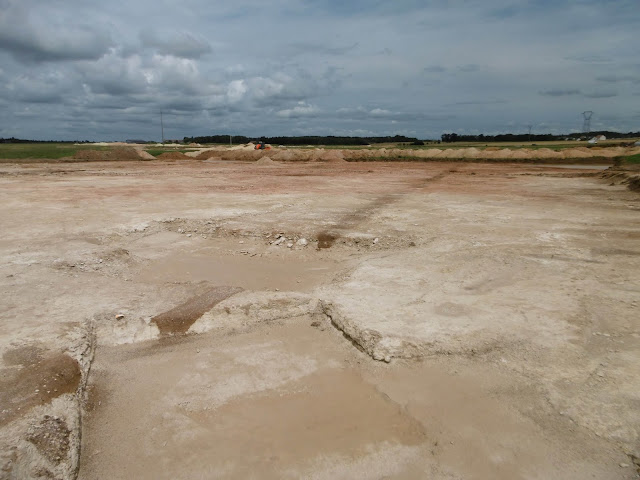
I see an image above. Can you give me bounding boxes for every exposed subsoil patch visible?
[316,232,337,249]
[26,415,71,465]
[313,172,447,249]
[72,148,141,161]
[151,286,244,335]
[600,166,640,192]
[0,353,81,427]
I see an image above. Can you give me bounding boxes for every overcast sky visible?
[0,0,638,141]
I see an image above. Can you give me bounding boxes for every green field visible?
[0,143,110,159]
[623,153,640,164]
[145,149,192,157]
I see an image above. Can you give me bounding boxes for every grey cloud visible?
[140,30,212,59]
[596,75,639,84]
[539,89,581,97]
[1,0,639,140]
[336,106,453,122]
[0,2,113,62]
[457,64,480,73]
[565,55,613,64]
[288,42,359,57]
[450,99,508,106]
[583,90,618,99]
[423,65,446,73]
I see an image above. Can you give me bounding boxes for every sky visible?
[0,0,639,141]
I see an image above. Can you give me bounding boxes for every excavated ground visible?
[0,159,639,479]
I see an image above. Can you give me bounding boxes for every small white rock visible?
[296,238,308,246]
[373,237,379,244]
[287,242,293,248]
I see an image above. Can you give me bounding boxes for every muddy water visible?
[137,251,336,292]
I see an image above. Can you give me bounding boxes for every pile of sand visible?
[156,152,191,160]
[194,149,219,160]
[561,149,594,159]
[271,150,298,162]
[315,150,346,163]
[256,156,277,165]
[72,147,141,161]
[137,150,156,160]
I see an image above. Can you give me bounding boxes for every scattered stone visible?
[373,237,379,244]
[296,238,308,246]
[187,234,192,238]
[273,237,286,246]
[620,463,629,468]
[115,314,125,320]
[287,242,294,248]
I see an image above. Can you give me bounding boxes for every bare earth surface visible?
[0,158,639,479]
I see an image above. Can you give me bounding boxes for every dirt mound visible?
[272,150,298,162]
[256,156,277,165]
[195,149,220,160]
[562,148,594,159]
[137,150,156,160]
[72,147,141,161]
[316,150,346,163]
[156,152,191,160]
[627,175,640,192]
[534,148,563,159]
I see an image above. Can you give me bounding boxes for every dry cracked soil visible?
[0,158,639,479]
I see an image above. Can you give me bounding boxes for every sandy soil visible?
[0,159,638,479]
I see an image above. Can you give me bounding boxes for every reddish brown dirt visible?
[0,352,81,427]
[151,286,244,335]
[72,147,141,161]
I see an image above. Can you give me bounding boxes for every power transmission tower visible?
[160,111,165,144]
[582,111,593,133]
[527,125,533,142]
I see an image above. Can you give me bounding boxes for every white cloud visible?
[227,80,247,103]
[276,101,319,118]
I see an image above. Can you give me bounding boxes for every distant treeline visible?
[441,131,640,143]
[183,135,422,145]
[0,138,93,144]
